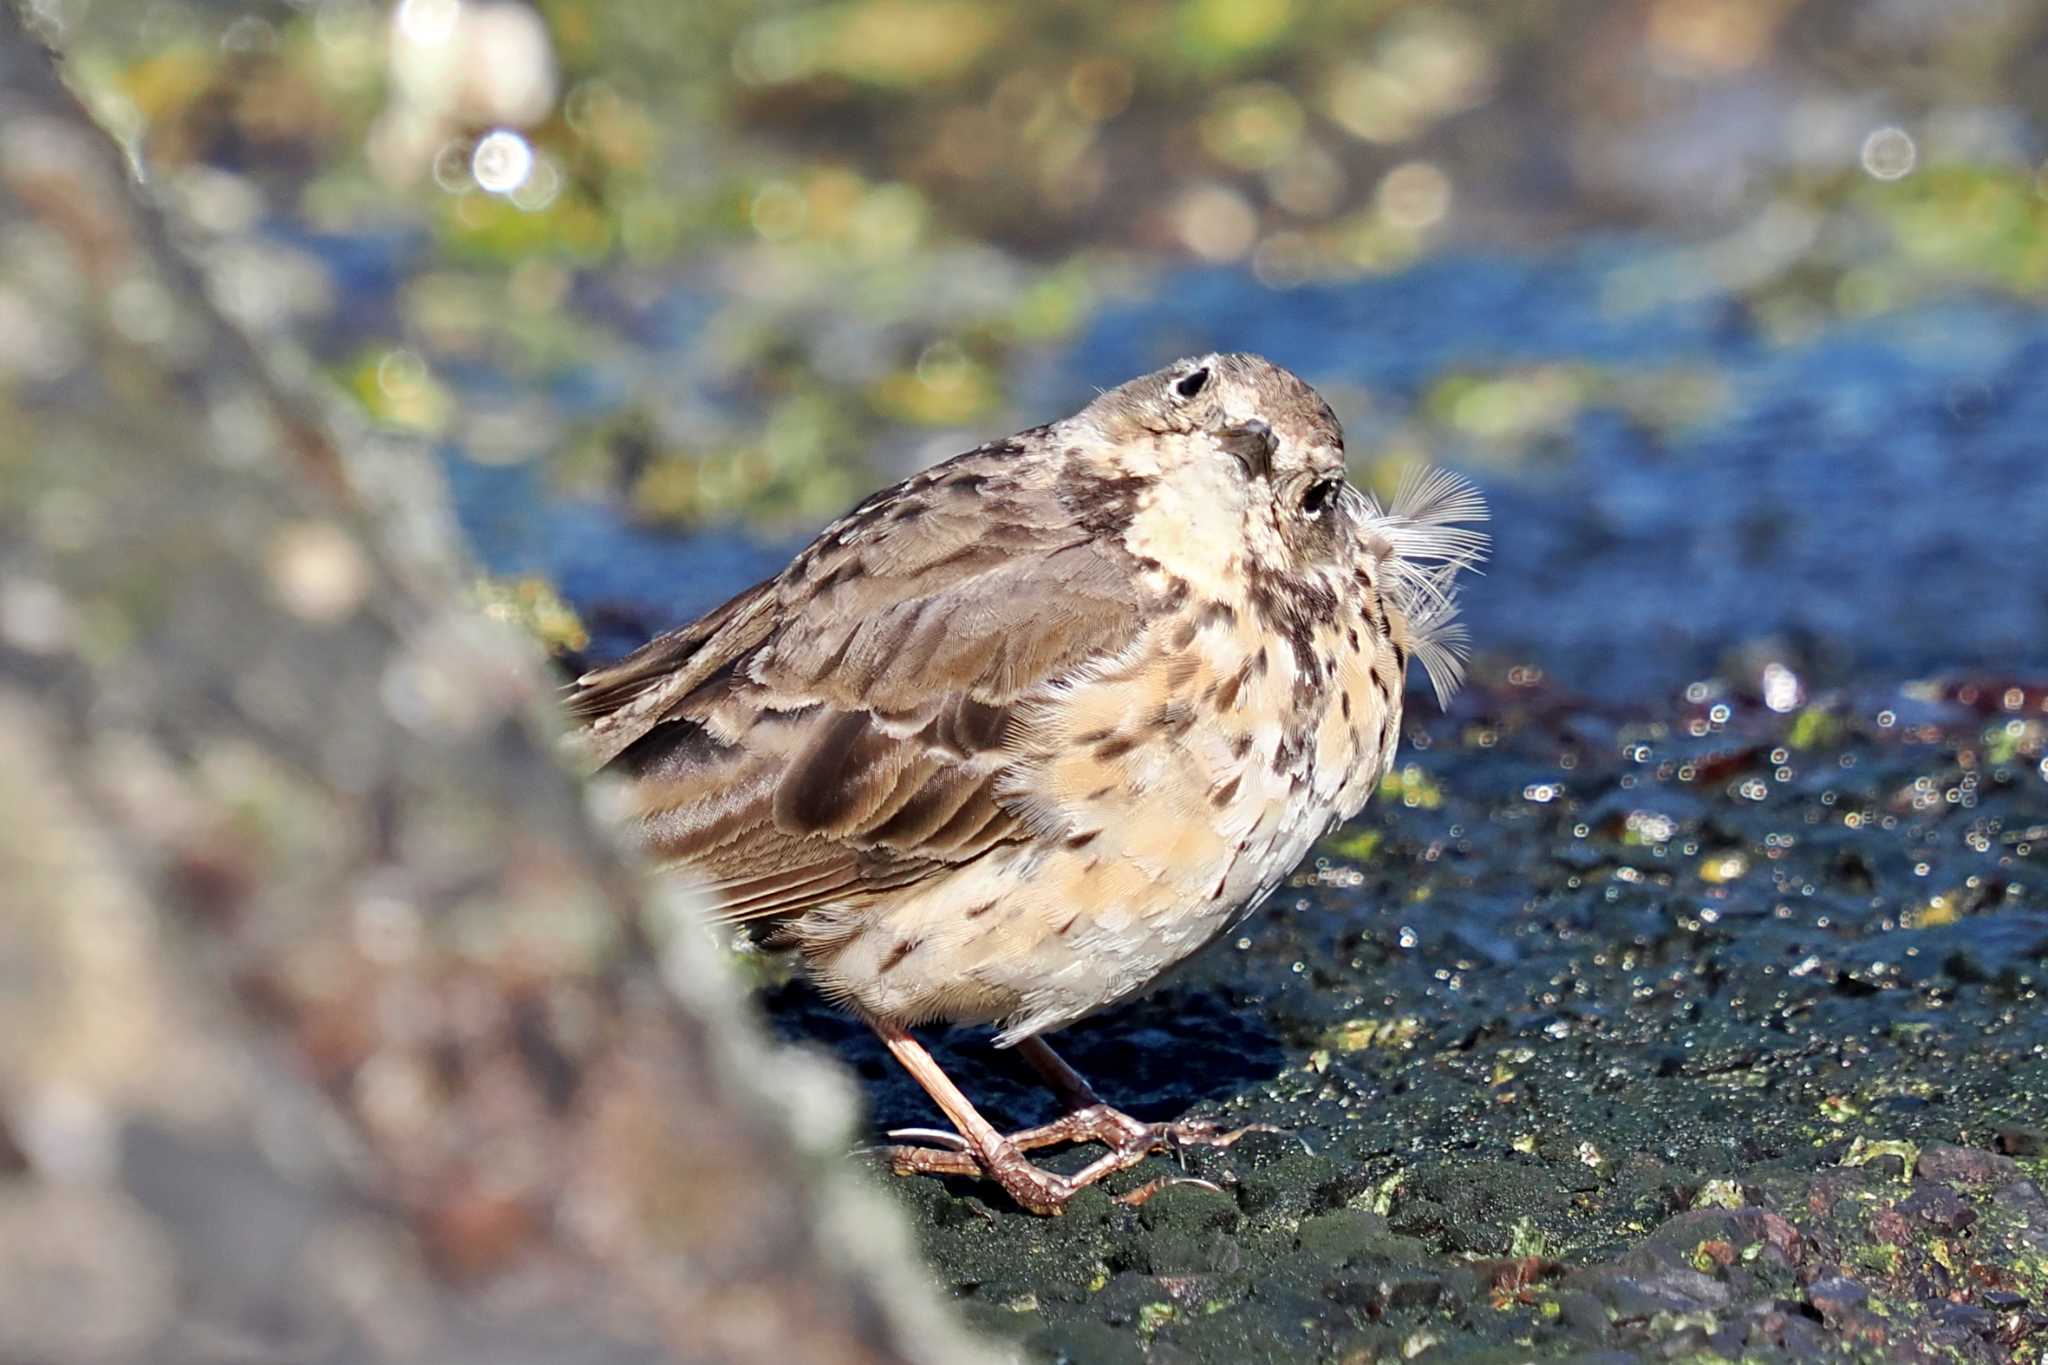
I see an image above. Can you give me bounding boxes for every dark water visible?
[443,242,2048,705]
[1072,253,2048,701]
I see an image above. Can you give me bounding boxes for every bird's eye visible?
[1301,479,1339,515]
[1173,366,1210,400]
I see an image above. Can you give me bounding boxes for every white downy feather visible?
[1359,467,1489,708]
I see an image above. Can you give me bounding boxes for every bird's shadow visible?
[758,979,1288,1135]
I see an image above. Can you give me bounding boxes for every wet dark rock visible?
[1637,1207,1803,1269]
[1322,1268,1447,1316]
[1290,1208,1397,1263]
[1136,1181,1239,1236]
[1896,1181,1976,1234]
[1991,1181,2048,1252]
[1804,1275,1873,1329]
[1565,1264,1720,1321]
[1135,1191,1240,1277]
[1241,1280,1355,1343]
[1555,1289,1610,1337]
[1867,1203,1914,1245]
[1916,1143,2022,1186]
[1229,1144,1344,1219]
[1996,1127,2046,1157]
[1931,1301,1997,1339]
[1388,1158,1572,1256]
[1089,1270,1178,1327]
[1625,1252,1736,1313]
[1152,1310,1344,1365]
[1026,1320,1145,1365]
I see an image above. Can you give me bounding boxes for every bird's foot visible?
[882,1138,1095,1215]
[1004,1103,1278,1158]
[880,1106,1279,1215]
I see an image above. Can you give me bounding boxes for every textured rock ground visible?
[814,674,2048,1361]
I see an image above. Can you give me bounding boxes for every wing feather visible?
[565,439,1152,923]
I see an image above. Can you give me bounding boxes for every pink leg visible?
[876,1025,1275,1215]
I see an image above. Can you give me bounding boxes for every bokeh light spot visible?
[1173,183,1258,261]
[1376,161,1451,229]
[471,129,534,194]
[1860,126,1916,181]
[1201,83,1305,172]
[396,0,461,48]
[266,521,371,625]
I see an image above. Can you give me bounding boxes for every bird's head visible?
[1076,352,1487,707]
[1079,352,1356,570]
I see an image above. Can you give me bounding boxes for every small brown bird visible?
[567,354,1485,1213]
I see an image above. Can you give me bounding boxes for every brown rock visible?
[1916,1143,2021,1186]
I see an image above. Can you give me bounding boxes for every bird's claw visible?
[884,1126,972,1150]
[872,1106,1285,1214]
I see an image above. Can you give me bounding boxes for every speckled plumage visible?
[568,353,1486,1212]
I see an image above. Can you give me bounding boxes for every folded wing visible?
[565,442,1151,923]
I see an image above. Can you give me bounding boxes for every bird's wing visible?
[564,438,1154,921]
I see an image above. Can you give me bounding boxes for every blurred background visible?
[49,0,2048,701]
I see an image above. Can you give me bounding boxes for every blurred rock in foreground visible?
[0,12,990,1365]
